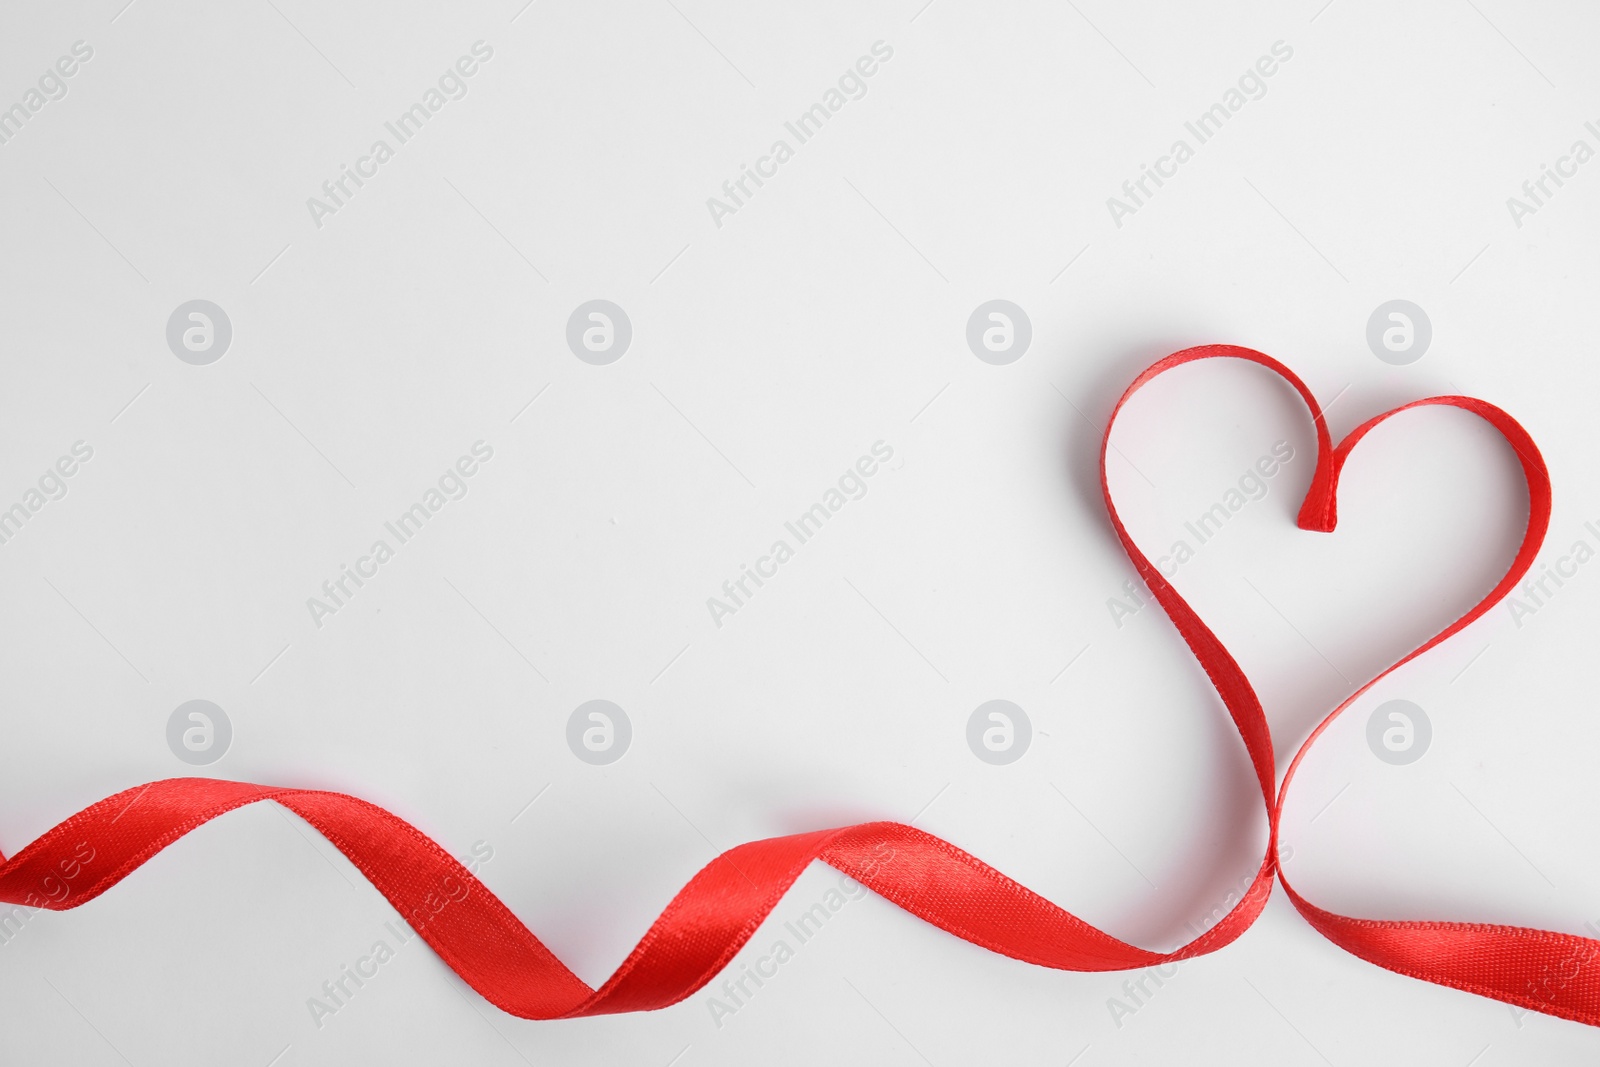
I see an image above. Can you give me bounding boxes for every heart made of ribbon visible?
[3,344,1589,1025]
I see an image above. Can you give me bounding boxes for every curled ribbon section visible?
[2,345,1591,1024]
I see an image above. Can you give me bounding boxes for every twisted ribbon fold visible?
[4,345,1592,1023]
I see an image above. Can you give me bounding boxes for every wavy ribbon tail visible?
[0,777,1267,1019]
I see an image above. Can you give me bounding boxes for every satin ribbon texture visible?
[3,344,1591,1024]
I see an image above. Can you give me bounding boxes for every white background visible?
[2,0,1600,1064]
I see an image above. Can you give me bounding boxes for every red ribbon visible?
[4,344,1592,1023]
